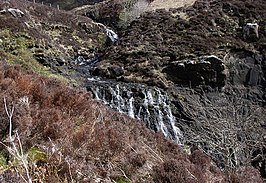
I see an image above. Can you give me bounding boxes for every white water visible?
[89,82,183,144]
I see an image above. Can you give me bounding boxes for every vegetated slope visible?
[0,0,265,182]
[0,62,264,182]
[93,0,266,89]
[0,0,107,85]
[85,0,266,180]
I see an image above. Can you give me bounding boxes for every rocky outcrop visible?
[224,50,265,87]
[163,55,226,88]
[243,23,259,41]
[73,0,154,32]
[0,8,25,17]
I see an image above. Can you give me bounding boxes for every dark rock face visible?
[243,23,259,41]
[163,56,226,88]
[224,50,265,87]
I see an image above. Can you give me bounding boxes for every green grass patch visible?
[114,177,130,183]
[0,30,70,83]
[27,147,47,164]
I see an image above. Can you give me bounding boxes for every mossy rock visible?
[0,30,71,84]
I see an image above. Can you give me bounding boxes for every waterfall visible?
[106,28,119,44]
[87,81,183,144]
[77,24,182,143]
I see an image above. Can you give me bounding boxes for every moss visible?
[183,145,191,155]
[0,152,8,171]
[47,29,62,38]
[118,9,130,29]
[114,177,130,183]
[97,32,107,48]
[6,49,68,83]
[27,147,47,164]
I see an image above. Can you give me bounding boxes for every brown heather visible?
[0,61,263,182]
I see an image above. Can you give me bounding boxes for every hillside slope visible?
[0,0,108,85]
[77,0,266,180]
[93,0,266,89]
[0,0,265,182]
[0,63,263,182]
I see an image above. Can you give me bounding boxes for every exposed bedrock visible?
[162,55,226,88]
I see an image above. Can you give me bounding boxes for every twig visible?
[4,97,14,142]
[3,97,32,183]
[67,160,74,183]
[141,141,163,162]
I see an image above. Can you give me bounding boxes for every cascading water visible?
[76,27,183,144]
[73,25,118,79]
[87,81,183,144]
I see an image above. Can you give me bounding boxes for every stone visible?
[243,23,259,41]
[247,65,262,86]
[225,51,265,87]
[7,8,24,18]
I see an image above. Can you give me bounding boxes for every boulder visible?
[243,23,259,41]
[7,8,24,17]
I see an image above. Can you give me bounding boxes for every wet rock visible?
[106,28,118,45]
[108,65,124,77]
[34,53,67,67]
[86,80,183,143]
